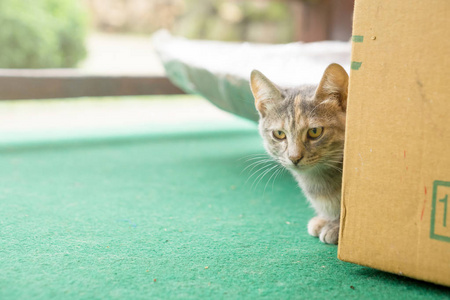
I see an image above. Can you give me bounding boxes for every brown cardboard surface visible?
[338,0,450,286]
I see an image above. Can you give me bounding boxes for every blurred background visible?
[0,0,353,73]
[0,0,353,136]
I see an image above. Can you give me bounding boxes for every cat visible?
[249,63,348,244]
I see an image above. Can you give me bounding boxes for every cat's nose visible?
[289,155,303,165]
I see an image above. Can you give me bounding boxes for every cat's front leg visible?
[307,216,327,237]
[319,219,340,245]
[308,217,340,244]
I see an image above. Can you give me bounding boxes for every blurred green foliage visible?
[0,0,88,68]
[174,0,294,43]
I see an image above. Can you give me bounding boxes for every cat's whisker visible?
[332,150,344,154]
[264,165,284,194]
[241,159,273,174]
[323,159,343,164]
[320,159,343,166]
[242,158,271,166]
[322,163,343,173]
[325,154,344,160]
[243,156,271,163]
[326,164,343,171]
[322,153,344,161]
[271,167,284,192]
[323,159,343,165]
[238,154,270,161]
[275,167,288,187]
[250,165,276,188]
[324,148,344,153]
[263,166,280,193]
[323,154,344,161]
[252,164,279,191]
[245,163,276,185]
[327,149,344,154]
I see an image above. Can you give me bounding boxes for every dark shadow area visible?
[355,267,450,292]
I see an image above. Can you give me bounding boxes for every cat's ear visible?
[315,63,349,111]
[250,70,282,117]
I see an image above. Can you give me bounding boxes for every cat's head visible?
[250,63,348,174]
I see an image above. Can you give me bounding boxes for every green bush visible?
[174,0,294,43]
[0,0,88,68]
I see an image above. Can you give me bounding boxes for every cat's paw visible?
[319,220,340,245]
[307,216,327,237]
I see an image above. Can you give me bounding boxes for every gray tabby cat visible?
[250,64,348,244]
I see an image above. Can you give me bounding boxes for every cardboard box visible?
[338,0,450,286]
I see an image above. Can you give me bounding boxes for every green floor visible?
[0,97,448,299]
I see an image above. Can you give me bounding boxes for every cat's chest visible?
[292,171,341,198]
[292,171,342,219]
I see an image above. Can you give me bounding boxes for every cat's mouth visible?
[291,158,343,174]
[284,156,332,173]
[286,161,318,172]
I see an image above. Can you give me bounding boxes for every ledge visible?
[0,69,184,100]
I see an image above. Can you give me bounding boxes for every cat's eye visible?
[307,127,324,139]
[273,130,286,140]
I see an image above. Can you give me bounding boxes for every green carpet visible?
[0,97,448,299]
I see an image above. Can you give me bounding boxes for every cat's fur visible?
[250,63,348,244]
